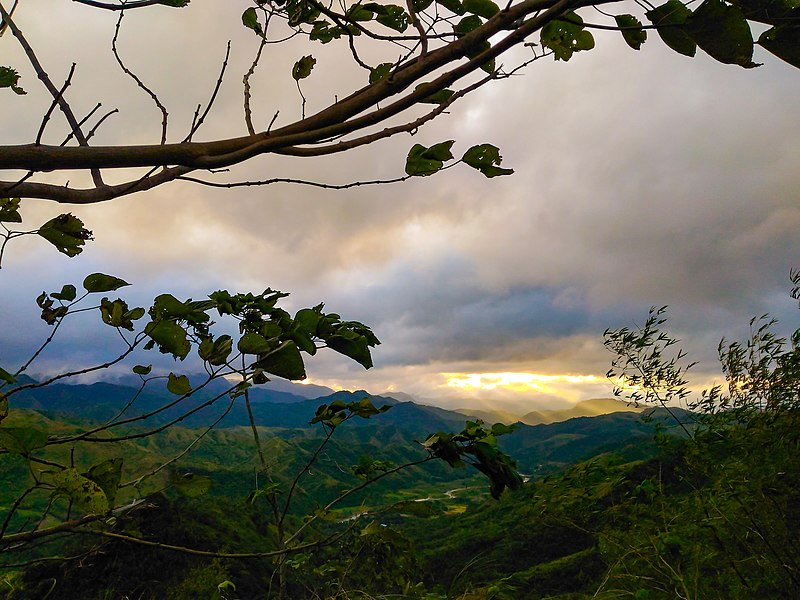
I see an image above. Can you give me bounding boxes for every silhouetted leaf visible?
[685,0,759,67]
[462,144,514,177]
[37,214,93,257]
[646,0,697,56]
[292,55,317,80]
[167,373,192,395]
[0,197,22,223]
[615,14,647,49]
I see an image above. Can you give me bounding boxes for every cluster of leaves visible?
[405,142,513,178]
[540,0,800,69]
[422,420,522,499]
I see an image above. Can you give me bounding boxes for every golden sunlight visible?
[444,372,603,392]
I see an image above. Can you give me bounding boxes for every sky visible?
[1,0,798,414]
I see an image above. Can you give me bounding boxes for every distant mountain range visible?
[5,375,681,475]
[455,397,641,426]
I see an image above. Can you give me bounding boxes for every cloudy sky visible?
[1,0,798,413]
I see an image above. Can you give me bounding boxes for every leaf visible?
[0,366,17,384]
[292,55,316,80]
[463,0,499,18]
[52,468,109,514]
[0,395,7,424]
[159,0,191,6]
[255,340,307,380]
[0,197,22,223]
[144,320,191,360]
[0,66,25,95]
[199,335,233,366]
[369,62,394,83]
[540,12,595,61]
[349,397,381,418]
[132,364,152,375]
[347,3,376,20]
[100,298,142,331]
[615,14,647,50]
[0,426,48,455]
[453,15,482,37]
[238,331,275,355]
[167,372,192,395]
[685,0,759,67]
[438,0,465,14]
[171,471,212,497]
[462,144,514,177]
[85,458,123,507]
[646,0,697,57]
[242,7,263,35]
[50,284,77,302]
[310,20,343,43]
[405,141,455,176]
[37,214,93,257]
[364,3,411,32]
[758,24,800,68]
[414,83,456,104]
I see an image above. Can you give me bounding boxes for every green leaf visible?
[414,83,456,104]
[292,55,317,80]
[99,298,142,331]
[685,0,759,67]
[758,24,800,68]
[171,471,212,497]
[349,397,382,418]
[347,3,376,20]
[167,373,192,395]
[37,214,93,257]
[159,0,191,6]
[0,67,26,95]
[374,4,411,31]
[50,284,77,302]
[541,12,595,61]
[238,331,275,355]
[439,0,466,15]
[52,468,109,514]
[310,20,343,43]
[0,198,22,223]
[405,141,455,176]
[646,0,697,57]
[463,0,499,18]
[83,273,130,293]
[462,144,514,177]
[85,458,123,507]
[132,364,152,376]
[369,62,394,83]
[256,340,307,380]
[199,335,233,366]
[0,426,48,455]
[491,422,516,436]
[144,320,191,360]
[453,15,482,36]
[0,366,17,385]
[242,7,263,35]
[615,14,647,50]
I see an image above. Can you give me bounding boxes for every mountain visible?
[456,397,640,426]
[5,376,674,477]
